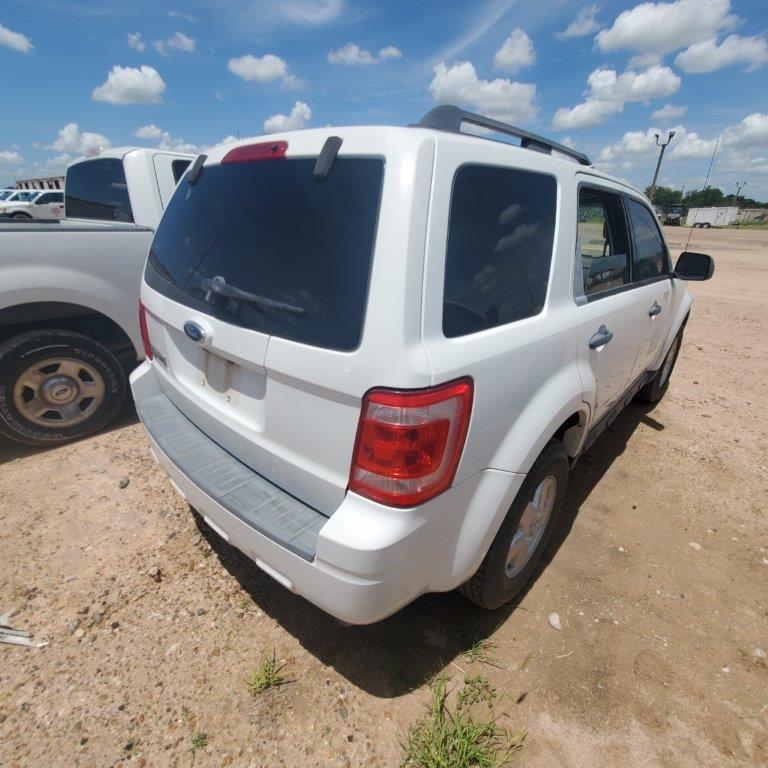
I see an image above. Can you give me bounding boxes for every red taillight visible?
[138,300,152,360]
[221,141,288,164]
[349,378,473,508]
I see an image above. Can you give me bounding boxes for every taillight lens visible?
[221,140,288,164]
[349,378,473,508]
[138,300,153,360]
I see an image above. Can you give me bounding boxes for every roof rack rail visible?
[413,105,592,166]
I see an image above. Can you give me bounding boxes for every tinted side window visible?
[65,159,133,222]
[578,188,630,297]
[172,159,191,184]
[36,193,52,204]
[443,165,557,338]
[628,198,667,280]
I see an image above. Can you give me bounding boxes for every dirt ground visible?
[1,226,766,768]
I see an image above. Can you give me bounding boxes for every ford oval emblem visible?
[183,321,206,343]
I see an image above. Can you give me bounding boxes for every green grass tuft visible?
[246,650,288,695]
[189,732,207,765]
[400,676,524,768]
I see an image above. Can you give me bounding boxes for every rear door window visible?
[146,156,384,352]
[578,187,631,297]
[65,158,133,222]
[443,165,557,338]
[627,198,668,281]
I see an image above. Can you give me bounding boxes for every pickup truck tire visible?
[636,329,683,404]
[9,212,32,219]
[0,329,127,446]
[460,439,569,610]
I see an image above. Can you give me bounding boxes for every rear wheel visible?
[636,329,682,404]
[9,211,32,219]
[460,439,569,610]
[0,329,127,446]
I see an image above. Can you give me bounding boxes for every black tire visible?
[0,329,127,446]
[10,212,32,219]
[460,439,569,610]
[636,328,683,404]
[702,222,711,229]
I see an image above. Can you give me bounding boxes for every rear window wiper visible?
[200,276,307,315]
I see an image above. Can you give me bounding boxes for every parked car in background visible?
[0,147,193,445]
[0,190,65,221]
[131,106,714,624]
[0,190,42,217]
[663,204,685,226]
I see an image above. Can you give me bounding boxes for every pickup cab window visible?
[578,188,630,297]
[65,159,134,222]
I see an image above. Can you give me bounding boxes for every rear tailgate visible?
[141,128,434,516]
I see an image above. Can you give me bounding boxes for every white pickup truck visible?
[0,147,193,445]
[0,190,66,221]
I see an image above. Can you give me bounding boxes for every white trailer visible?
[686,206,738,228]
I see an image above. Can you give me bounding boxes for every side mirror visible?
[674,251,714,281]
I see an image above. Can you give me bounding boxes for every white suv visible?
[130,106,714,624]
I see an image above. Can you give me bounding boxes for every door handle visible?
[589,325,613,349]
[648,301,662,317]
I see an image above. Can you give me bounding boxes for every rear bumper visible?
[130,362,524,624]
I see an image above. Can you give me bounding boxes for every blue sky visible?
[1,0,767,199]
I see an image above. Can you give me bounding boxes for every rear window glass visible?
[65,159,133,222]
[443,165,557,338]
[146,157,384,352]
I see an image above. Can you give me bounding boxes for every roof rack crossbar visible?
[413,105,592,166]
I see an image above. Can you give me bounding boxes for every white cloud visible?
[556,4,600,39]
[429,61,537,125]
[168,10,197,22]
[0,150,24,165]
[0,21,32,53]
[269,0,343,25]
[92,65,166,105]
[134,124,198,153]
[597,124,717,166]
[552,65,680,130]
[595,0,736,56]
[673,130,718,159]
[675,34,768,74]
[263,101,311,132]
[651,104,687,122]
[227,53,300,88]
[327,43,402,66]
[154,31,196,56]
[127,32,145,52]
[722,113,768,150]
[49,123,110,157]
[493,28,535,74]
[553,99,622,130]
[378,45,402,61]
[134,124,163,139]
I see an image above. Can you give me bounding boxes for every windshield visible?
[146,156,384,352]
[0,190,14,201]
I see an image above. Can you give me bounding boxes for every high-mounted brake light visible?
[138,300,153,360]
[349,378,473,508]
[221,141,288,164]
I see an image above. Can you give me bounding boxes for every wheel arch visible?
[0,302,139,366]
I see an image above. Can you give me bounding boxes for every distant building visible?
[14,175,65,190]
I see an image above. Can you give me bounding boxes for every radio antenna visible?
[684,137,720,252]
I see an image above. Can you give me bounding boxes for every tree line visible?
[645,186,768,209]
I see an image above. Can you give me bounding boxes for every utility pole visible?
[648,131,675,204]
[732,180,746,207]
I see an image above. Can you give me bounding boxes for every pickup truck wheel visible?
[9,212,32,219]
[459,439,569,610]
[635,329,682,404]
[0,330,126,446]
